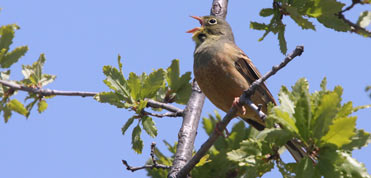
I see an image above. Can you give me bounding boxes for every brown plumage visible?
[189,16,275,130]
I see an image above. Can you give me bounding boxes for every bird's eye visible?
[208,18,217,25]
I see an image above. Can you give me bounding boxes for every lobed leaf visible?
[321,116,356,147]
[131,125,143,154]
[141,115,157,138]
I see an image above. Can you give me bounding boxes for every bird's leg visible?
[232,97,246,115]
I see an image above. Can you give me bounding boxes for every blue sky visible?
[0,0,370,178]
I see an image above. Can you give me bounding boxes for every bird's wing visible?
[230,43,277,105]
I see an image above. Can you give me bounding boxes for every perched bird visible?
[187,15,276,131]
[187,16,305,162]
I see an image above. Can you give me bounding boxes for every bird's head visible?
[187,16,234,46]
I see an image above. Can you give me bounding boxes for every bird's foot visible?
[232,97,246,115]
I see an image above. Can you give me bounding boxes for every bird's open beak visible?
[186,16,203,33]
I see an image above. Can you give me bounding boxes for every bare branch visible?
[0,79,97,97]
[168,81,205,178]
[146,99,184,114]
[142,110,183,118]
[0,79,184,114]
[176,46,304,177]
[210,0,229,19]
[122,142,171,172]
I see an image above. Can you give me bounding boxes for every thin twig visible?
[0,80,97,97]
[337,13,371,37]
[336,0,371,37]
[176,46,304,177]
[0,79,184,114]
[122,142,171,172]
[142,110,183,118]
[146,99,184,114]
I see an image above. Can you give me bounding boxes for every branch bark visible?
[168,81,205,178]
[176,46,304,177]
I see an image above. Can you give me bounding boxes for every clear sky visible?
[0,0,370,178]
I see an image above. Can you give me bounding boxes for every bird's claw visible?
[232,97,246,115]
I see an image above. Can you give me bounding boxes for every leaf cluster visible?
[0,21,55,122]
[226,78,371,177]
[95,57,192,153]
[251,0,370,54]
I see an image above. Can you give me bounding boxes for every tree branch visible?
[210,0,229,18]
[142,110,183,118]
[337,0,371,37]
[0,79,184,114]
[168,80,205,178]
[176,46,304,177]
[122,142,171,172]
[145,99,184,114]
[0,79,97,97]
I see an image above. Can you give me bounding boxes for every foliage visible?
[95,57,192,153]
[0,21,55,122]
[250,0,371,54]
[146,78,371,178]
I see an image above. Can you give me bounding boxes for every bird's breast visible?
[193,46,249,112]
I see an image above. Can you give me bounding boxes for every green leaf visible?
[278,25,287,54]
[294,91,311,141]
[142,116,157,137]
[131,125,143,154]
[1,46,28,68]
[320,77,327,91]
[285,6,315,30]
[337,152,370,178]
[121,116,135,135]
[94,92,127,108]
[174,76,192,104]
[342,129,371,151]
[140,69,165,99]
[321,116,356,147]
[7,99,28,116]
[166,60,192,104]
[306,0,345,18]
[117,54,123,73]
[166,59,180,89]
[270,108,298,134]
[259,8,274,17]
[127,72,141,100]
[0,24,18,52]
[250,22,269,31]
[295,157,317,178]
[278,92,295,116]
[40,74,56,87]
[313,92,341,141]
[353,104,371,113]
[257,128,293,147]
[196,154,211,167]
[136,99,148,114]
[227,149,247,162]
[317,15,350,32]
[103,65,132,102]
[3,106,12,123]
[357,11,371,28]
[37,100,48,113]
